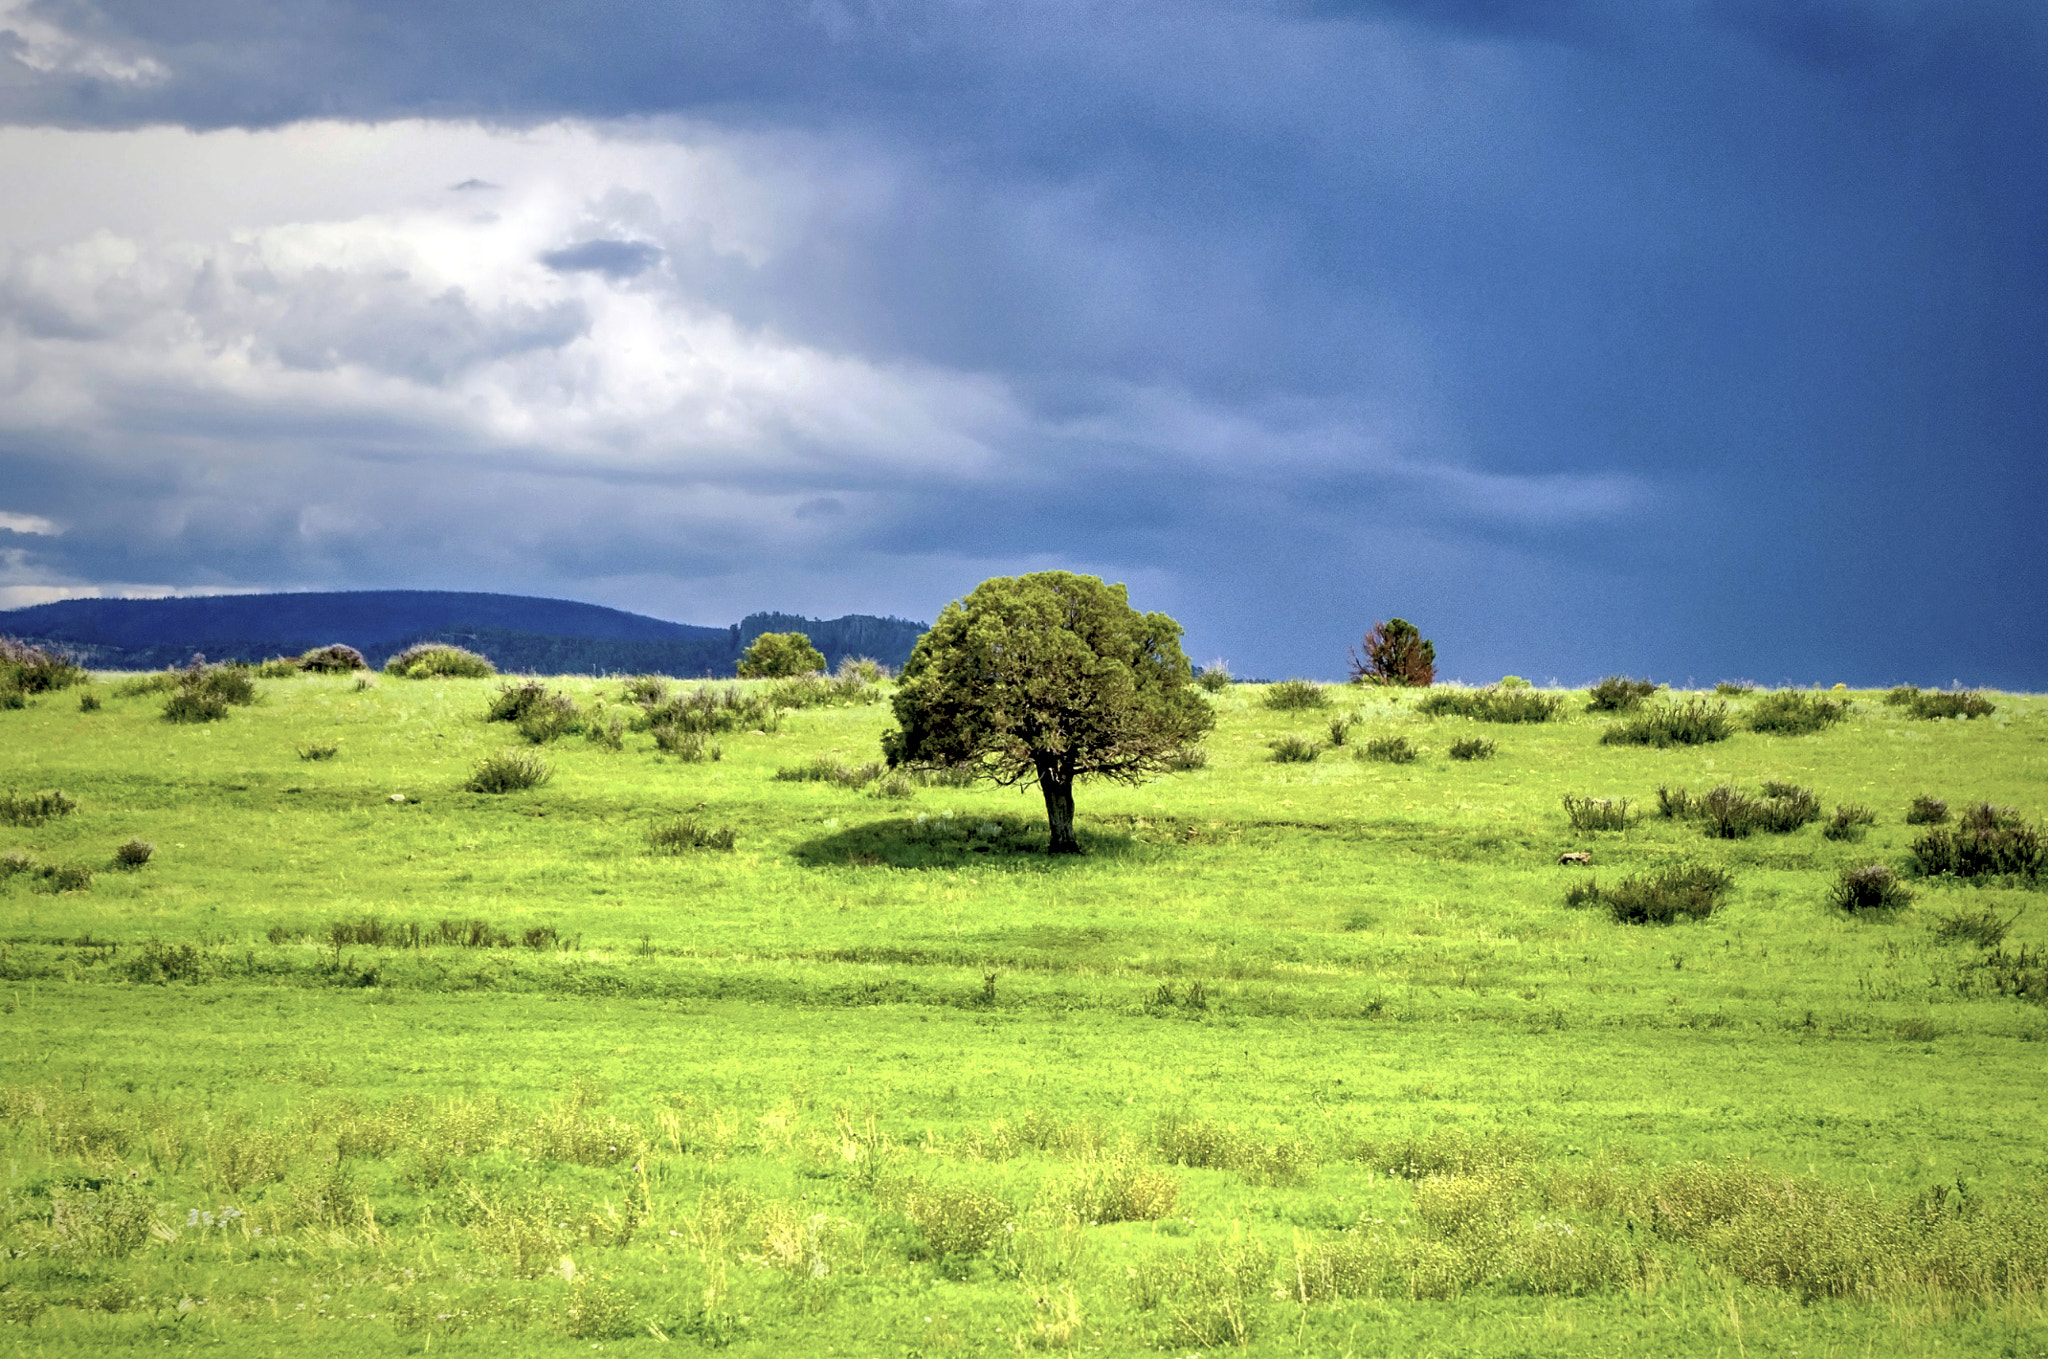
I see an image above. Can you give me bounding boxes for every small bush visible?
[111,671,181,697]
[484,679,552,723]
[464,749,551,793]
[1599,698,1732,748]
[1586,675,1660,712]
[1497,675,1530,689]
[0,850,32,878]
[1416,687,1564,724]
[736,631,825,679]
[776,758,882,788]
[1714,680,1756,696]
[1262,679,1328,710]
[515,694,579,745]
[1448,737,1496,761]
[1325,713,1357,746]
[1821,803,1876,841]
[583,711,624,751]
[620,675,669,706]
[297,740,340,761]
[160,660,258,723]
[1163,747,1209,772]
[1932,907,2014,948]
[871,773,917,798]
[1830,863,1913,912]
[1348,618,1436,687]
[1660,781,1820,837]
[649,817,737,853]
[1888,686,1997,720]
[384,643,495,679]
[1747,690,1850,735]
[0,637,89,694]
[653,726,722,762]
[902,1183,1013,1258]
[1195,663,1232,693]
[1,787,78,826]
[1906,795,1949,825]
[1571,864,1734,924]
[1268,734,1321,763]
[642,684,779,735]
[113,838,155,869]
[77,692,101,712]
[299,643,368,673]
[1911,805,2043,879]
[32,862,95,894]
[764,671,883,710]
[162,689,230,723]
[254,657,302,678]
[1361,735,1417,764]
[1561,795,1634,832]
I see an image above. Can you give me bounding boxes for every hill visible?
[0,590,927,675]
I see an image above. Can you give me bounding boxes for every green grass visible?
[1,675,2046,1355]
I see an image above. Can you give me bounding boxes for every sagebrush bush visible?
[1448,737,1496,761]
[901,1183,1013,1258]
[1714,680,1756,695]
[1829,863,1913,912]
[298,643,368,673]
[1195,663,1232,693]
[1325,713,1357,746]
[1585,675,1659,712]
[1598,698,1731,748]
[1561,795,1633,832]
[1163,747,1208,771]
[113,838,155,869]
[0,637,88,695]
[1659,781,1819,837]
[1821,803,1876,841]
[641,684,779,735]
[297,740,340,761]
[1268,734,1320,763]
[648,817,737,852]
[1887,686,1997,720]
[1,787,78,826]
[1906,795,1949,825]
[464,749,551,793]
[652,726,721,762]
[1361,735,1417,764]
[1417,687,1564,723]
[1570,864,1734,924]
[160,660,258,723]
[765,671,883,710]
[1262,679,1328,710]
[1910,804,2042,879]
[384,643,495,678]
[1747,690,1850,736]
[775,757,881,789]
[254,657,301,678]
[583,710,625,751]
[620,675,669,706]
[515,694,579,744]
[30,862,94,894]
[484,679,553,723]
[1933,907,2013,948]
[110,671,180,697]
[76,691,100,712]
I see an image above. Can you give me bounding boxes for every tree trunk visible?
[1040,773,1081,855]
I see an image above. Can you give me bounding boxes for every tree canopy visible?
[882,572,1213,854]
[1349,618,1435,687]
[736,631,826,678]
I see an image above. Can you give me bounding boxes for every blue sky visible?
[0,0,2041,685]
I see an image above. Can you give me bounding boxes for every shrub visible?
[1262,679,1328,711]
[1448,737,1496,761]
[0,850,32,878]
[583,711,625,751]
[648,817,737,853]
[111,837,156,869]
[162,688,230,723]
[775,758,881,789]
[1195,662,1232,693]
[1714,680,1756,696]
[1361,735,1417,764]
[642,684,779,735]
[1821,803,1876,841]
[1561,795,1634,832]
[1911,805,2043,879]
[464,749,551,793]
[871,773,917,798]
[1887,686,1997,720]
[837,655,891,684]
[765,671,883,710]
[1,787,78,826]
[1497,675,1530,689]
[297,740,340,761]
[298,643,368,673]
[1933,907,2014,948]
[1349,618,1436,687]
[516,694,579,745]
[620,675,669,706]
[384,643,495,678]
[254,657,301,678]
[1747,690,1850,735]
[1598,698,1731,748]
[77,692,100,712]
[110,671,181,697]
[652,726,721,762]
[736,631,826,679]
[1661,781,1820,837]
[1325,713,1357,746]
[0,685,21,710]
[1268,734,1320,763]
[1830,863,1913,912]
[161,660,258,723]
[485,679,551,723]
[0,637,88,694]
[1417,687,1564,724]
[1585,675,1659,712]
[1570,864,1733,924]
[32,862,95,894]
[1163,747,1209,771]
[902,1183,1013,1258]
[1906,795,1949,825]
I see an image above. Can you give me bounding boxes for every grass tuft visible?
[1598,698,1731,747]
[1569,864,1734,924]
[1448,737,1496,761]
[112,838,155,869]
[1,787,78,826]
[1361,735,1418,764]
[1829,863,1913,912]
[1261,679,1328,710]
[1585,675,1660,712]
[1561,795,1634,832]
[1268,734,1320,763]
[464,749,551,793]
[649,817,738,853]
[1417,687,1565,724]
[1747,690,1850,736]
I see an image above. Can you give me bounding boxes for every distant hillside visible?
[0,591,928,676]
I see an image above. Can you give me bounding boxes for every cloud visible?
[540,238,663,279]
[0,509,58,534]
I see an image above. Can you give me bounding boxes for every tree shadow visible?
[790,811,1139,871]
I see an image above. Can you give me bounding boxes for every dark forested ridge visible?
[0,591,927,676]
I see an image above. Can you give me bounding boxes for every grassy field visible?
[1,669,2045,1356]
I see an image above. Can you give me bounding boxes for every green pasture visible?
[1,671,2044,1355]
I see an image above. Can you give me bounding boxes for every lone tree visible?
[1349,618,1436,686]
[737,631,826,678]
[882,572,1214,854]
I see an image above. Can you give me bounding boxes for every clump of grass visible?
[1713,680,1756,696]
[1910,803,2042,879]
[384,643,495,679]
[112,838,155,869]
[1325,713,1358,746]
[1268,734,1320,763]
[161,660,258,723]
[1585,675,1660,712]
[297,740,340,761]
[900,1183,1013,1258]
[1262,679,1328,711]
[1932,906,2016,948]
[652,726,722,762]
[1162,747,1208,772]
[1360,735,1417,764]
[1,787,78,826]
[1660,781,1820,837]
[1747,690,1850,735]
[77,692,101,712]
[1054,1146,1180,1224]
[110,670,181,697]
[253,656,302,678]
[871,773,918,798]
[775,758,882,789]
[1417,687,1565,723]
[1448,737,1496,761]
[1887,686,1997,720]
[1906,795,1949,825]
[1568,864,1734,924]
[28,861,95,894]
[764,665,885,711]
[1561,795,1634,832]
[484,679,553,723]
[1598,698,1732,748]
[619,675,668,705]
[464,749,551,793]
[583,710,624,751]
[1821,803,1876,841]
[640,684,780,735]
[1830,863,1913,912]
[1195,662,1232,693]
[0,850,35,878]
[649,816,737,853]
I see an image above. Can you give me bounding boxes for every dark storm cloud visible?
[1,0,2043,682]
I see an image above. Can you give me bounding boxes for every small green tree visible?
[1348,618,1435,686]
[882,572,1214,854]
[736,631,826,679]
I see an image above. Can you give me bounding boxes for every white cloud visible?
[0,0,167,85]
[0,509,57,534]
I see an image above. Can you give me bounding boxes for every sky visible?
[0,0,2042,687]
